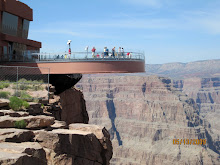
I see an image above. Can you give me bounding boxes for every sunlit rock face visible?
[77,75,220,165]
[173,77,220,149]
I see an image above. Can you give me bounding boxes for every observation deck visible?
[0,51,145,74]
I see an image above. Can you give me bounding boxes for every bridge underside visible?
[3,60,145,74]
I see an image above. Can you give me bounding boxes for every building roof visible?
[0,0,33,21]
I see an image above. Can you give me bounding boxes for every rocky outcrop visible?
[77,75,220,165]
[69,123,113,163]
[35,126,112,165]
[42,86,89,125]
[0,142,47,165]
[49,74,82,95]
[0,78,113,165]
[0,128,34,142]
[59,88,89,125]
[0,117,112,165]
[0,110,29,117]
[0,115,55,129]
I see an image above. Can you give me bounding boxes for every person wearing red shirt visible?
[92,47,96,58]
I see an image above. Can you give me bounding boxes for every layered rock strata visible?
[77,75,220,165]
[173,77,220,151]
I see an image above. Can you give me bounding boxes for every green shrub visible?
[14,120,27,129]
[41,104,44,108]
[19,84,30,90]
[9,96,23,111]
[22,101,30,109]
[0,84,4,89]
[0,81,10,89]
[20,93,33,101]
[3,83,9,88]
[0,91,10,99]
[9,96,30,110]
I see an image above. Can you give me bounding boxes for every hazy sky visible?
[21,0,220,64]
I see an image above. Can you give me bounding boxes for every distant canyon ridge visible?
[77,59,220,164]
[145,59,220,79]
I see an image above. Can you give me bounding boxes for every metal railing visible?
[0,65,50,102]
[0,51,145,63]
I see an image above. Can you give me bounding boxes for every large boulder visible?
[59,88,89,125]
[0,142,47,165]
[0,128,34,142]
[69,124,113,164]
[0,115,55,129]
[34,129,112,165]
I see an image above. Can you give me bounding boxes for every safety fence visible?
[0,65,50,102]
[0,51,145,62]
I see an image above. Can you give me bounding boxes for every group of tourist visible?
[89,46,131,58]
[55,46,132,60]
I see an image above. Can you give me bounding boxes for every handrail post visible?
[16,66,18,97]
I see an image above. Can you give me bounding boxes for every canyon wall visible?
[145,59,220,155]
[173,77,220,145]
[77,75,220,164]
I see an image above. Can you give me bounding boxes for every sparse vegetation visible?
[12,79,44,91]
[33,98,39,103]
[19,84,30,90]
[0,81,10,89]
[20,92,33,101]
[0,91,11,99]
[13,91,33,101]
[22,100,30,109]
[14,120,27,129]
[9,96,30,111]
[41,104,44,108]
[32,84,44,91]
[0,78,46,104]
[9,96,23,110]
